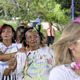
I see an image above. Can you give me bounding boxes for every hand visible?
[18,47,26,52]
[47,58,52,65]
[4,56,17,76]
[4,68,11,76]
[8,56,17,71]
[0,51,3,54]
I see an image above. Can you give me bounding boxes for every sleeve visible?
[40,19,42,22]
[16,52,26,74]
[16,43,22,49]
[0,42,3,52]
[49,67,67,80]
[43,46,54,58]
[35,18,37,22]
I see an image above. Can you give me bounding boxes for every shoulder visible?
[42,46,54,54]
[0,42,6,51]
[0,42,4,47]
[35,18,38,20]
[16,43,22,48]
[50,65,67,73]
[41,46,54,56]
[49,65,70,80]
[0,42,3,45]
[12,43,22,49]
[0,42,3,49]
[42,46,49,51]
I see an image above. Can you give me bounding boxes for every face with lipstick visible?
[1,24,15,43]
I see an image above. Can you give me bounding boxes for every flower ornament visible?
[71,62,80,69]
[73,17,80,23]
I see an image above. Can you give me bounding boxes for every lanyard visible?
[24,48,29,72]
[4,48,8,54]
[22,48,29,79]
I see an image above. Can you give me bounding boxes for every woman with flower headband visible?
[6,27,54,80]
[49,18,80,80]
[17,27,54,80]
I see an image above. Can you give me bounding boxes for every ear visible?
[69,44,75,50]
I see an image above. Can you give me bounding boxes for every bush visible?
[4,16,12,20]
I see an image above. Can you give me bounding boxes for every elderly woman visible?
[5,27,54,80]
[49,18,80,80]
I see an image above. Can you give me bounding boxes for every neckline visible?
[1,42,13,48]
[29,47,42,52]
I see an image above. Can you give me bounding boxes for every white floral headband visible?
[25,27,38,36]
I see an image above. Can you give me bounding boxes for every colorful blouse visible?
[16,46,54,80]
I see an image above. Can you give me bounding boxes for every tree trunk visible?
[4,8,7,17]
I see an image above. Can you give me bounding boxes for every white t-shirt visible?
[49,65,80,80]
[0,42,22,80]
[16,46,54,80]
[47,28,54,36]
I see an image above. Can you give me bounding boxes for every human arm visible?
[0,43,26,61]
[53,28,55,38]
[0,52,17,61]
[4,52,26,76]
[0,51,3,54]
[4,56,17,76]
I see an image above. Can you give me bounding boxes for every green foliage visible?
[0,0,71,33]
[0,20,17,29]
[54,0,80,17]
[0,20,5,25]
[55,31,61,39]
[4,16,12,20]
[53,3,69,24]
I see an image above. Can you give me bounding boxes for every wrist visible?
[4,68,12,76]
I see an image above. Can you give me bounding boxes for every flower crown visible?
[25,27,38,36]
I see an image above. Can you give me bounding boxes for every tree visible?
[54,0,80,17]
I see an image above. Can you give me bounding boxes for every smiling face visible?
[1,26,14,40]
[25,30,40,49]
